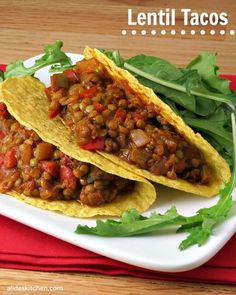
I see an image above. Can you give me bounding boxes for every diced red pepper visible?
[80,86,98,99]
[93,102,105,112]
[0,153,5,168]
[4,147,17,169]
[0,103,9,119]
[60,155,73,168]
[115,108,126,120]
[0,64,7,72]
[0,130,6,141]
[60,165,77,190]
[44,87,51,100]
[41,161,59,177]
[81,138,105,151]
[49,108,60,119]
[64,69,78,82]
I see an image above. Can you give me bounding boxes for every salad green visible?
[1,40,72,81]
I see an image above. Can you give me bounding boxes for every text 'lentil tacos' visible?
[0,77,156,217]
[45,47,230,197]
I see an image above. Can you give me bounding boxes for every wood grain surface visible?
[0,269,236,295]
[0,0,236,294]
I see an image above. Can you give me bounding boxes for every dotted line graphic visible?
[121,29,235,36]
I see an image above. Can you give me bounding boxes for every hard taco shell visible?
[84,47,231,197]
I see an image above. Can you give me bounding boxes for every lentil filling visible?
[47,58,212,185]
[0,103,133,206]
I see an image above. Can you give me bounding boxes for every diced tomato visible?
[64,69,78,82]
[60,165,77,190]
[4,147,17,169]
[81,138,105,151]
[0,103,9,119]
[49,108,60,119]
[0,153,5,168]
[93,102,105,112]
[0,130,6,141]
[44,87,51,100]
[41,161,59,177]
[80,86,98,99]
[115,108,126,120]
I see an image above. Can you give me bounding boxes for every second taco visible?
[0,77,156,217]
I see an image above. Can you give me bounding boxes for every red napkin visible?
[0,214,236,283]
[0,66,236,284]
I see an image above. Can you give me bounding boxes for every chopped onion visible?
[130,129,150,147]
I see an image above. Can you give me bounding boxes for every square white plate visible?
[0,53,235,272]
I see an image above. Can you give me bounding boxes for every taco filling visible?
[47,58,211,185]
[0,102,133,206]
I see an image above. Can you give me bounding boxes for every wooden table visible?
[0,0,235,294]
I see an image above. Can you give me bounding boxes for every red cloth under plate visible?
[0,65,235,284]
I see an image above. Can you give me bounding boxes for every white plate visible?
[0,53,235,273]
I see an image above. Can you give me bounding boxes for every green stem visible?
[124,63,235,111]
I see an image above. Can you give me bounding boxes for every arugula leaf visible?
[136,76,196,113]
[126,54,182,81]
[137,76,217,116]
[124,61,236,113]
[187,52,231,95]
[182,108,233,147]
[49,63,74,73]
[76,206,183,237]
[175,69,201,95]
[4,40,72,79]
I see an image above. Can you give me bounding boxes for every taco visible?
[0,79,156,217]
[44,47,230,197]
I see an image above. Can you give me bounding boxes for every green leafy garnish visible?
[4,40,72,79]
[186,52,231,94]
[124,55,236,112]
[75,113,236,250]
[76,206,183,237]
[49,63,74,73]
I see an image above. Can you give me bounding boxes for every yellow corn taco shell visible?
[0,76,156,217]
[84,47,231,197]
